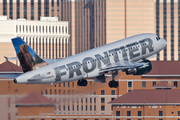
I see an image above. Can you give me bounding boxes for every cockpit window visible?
[156,36,160,41]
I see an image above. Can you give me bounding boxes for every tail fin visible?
[11,37,49,73]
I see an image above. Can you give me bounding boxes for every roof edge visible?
[109,103,180,105]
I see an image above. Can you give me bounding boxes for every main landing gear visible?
[108,70,119,88]
[77,79,88,86]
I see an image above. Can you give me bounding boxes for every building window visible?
[159,111,163,116]
[111,98,115,101]
[72,105,74,111]
[50,89,52,95]
[9,0,13,19]
[142,81,146,88]
[111,90,115,95]
[127,111,131,116]
[63,83,65,87]
[128,90,131,92]
[38,0,41,20]
[77,105,79,111]
[81,105,83,111]
[101,90,105,95]
[138,111,142,116]
[94,98,96,103]
[24,0,27,19]
[178,111,180,116]
[3,0,7,15]
[90,105,92,111]
[101,98,105,103]
[116,111,120,116]
[101,105,105,111]
[90,98,92,103]
[94,105,96,111]
[128,81,132,87]
[31,0,34,20]
[68,82,70,87]
[152,81,156,86]
[174,81,178,87]
[17,0,20,19]
[86,105,88,111]
[72,82,74,87]
[59,83,61,87]
[44,0,49,17]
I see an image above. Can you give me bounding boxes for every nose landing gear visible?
[77,79,88,86]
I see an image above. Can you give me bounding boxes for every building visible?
[0,0,155,56]
[0,16,70,64]
[14,92,55,120]
[155,0,180,61]
[109,83,180,120]
[1,60,180,120]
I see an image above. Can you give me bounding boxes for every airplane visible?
[0,33,167,88]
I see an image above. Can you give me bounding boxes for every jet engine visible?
[126,60,152,75]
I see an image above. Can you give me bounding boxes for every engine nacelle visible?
[126,60,152,75]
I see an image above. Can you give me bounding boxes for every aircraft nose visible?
[14,79,17,84]
[162,38,167,47]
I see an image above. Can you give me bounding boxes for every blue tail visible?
[11,37,48,73]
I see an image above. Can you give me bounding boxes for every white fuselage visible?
[15,33,167,84]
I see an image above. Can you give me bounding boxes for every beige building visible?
[0,16,70,64]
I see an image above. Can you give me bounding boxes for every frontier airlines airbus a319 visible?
[0,33,166,88]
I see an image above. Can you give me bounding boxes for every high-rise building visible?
[155,0,180,61]
[0,0,155,57]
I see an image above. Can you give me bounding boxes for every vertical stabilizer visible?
[11,37,49,72]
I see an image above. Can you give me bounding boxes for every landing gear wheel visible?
[113,81,118,88]
[108,81,114,88]
[77,79,88,87]
[108,80,118,88]
[82,80,87,86]
[77,80,82,86]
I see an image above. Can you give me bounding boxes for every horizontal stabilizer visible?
[6,57,62,64]
[0,74,22,79]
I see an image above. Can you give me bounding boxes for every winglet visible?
[11,37,49,73]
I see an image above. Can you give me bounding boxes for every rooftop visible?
[14,92,56,106]
[109,89,180,105]
[0,60,22,73]
[152,81,176,89]
[142,61,180,78]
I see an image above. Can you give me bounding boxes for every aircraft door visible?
[54,67,61,81]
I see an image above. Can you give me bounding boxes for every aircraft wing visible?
[27,75,51,81]
[99,60,143,74]
[0,74,22,79]
[5,56,62,64]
